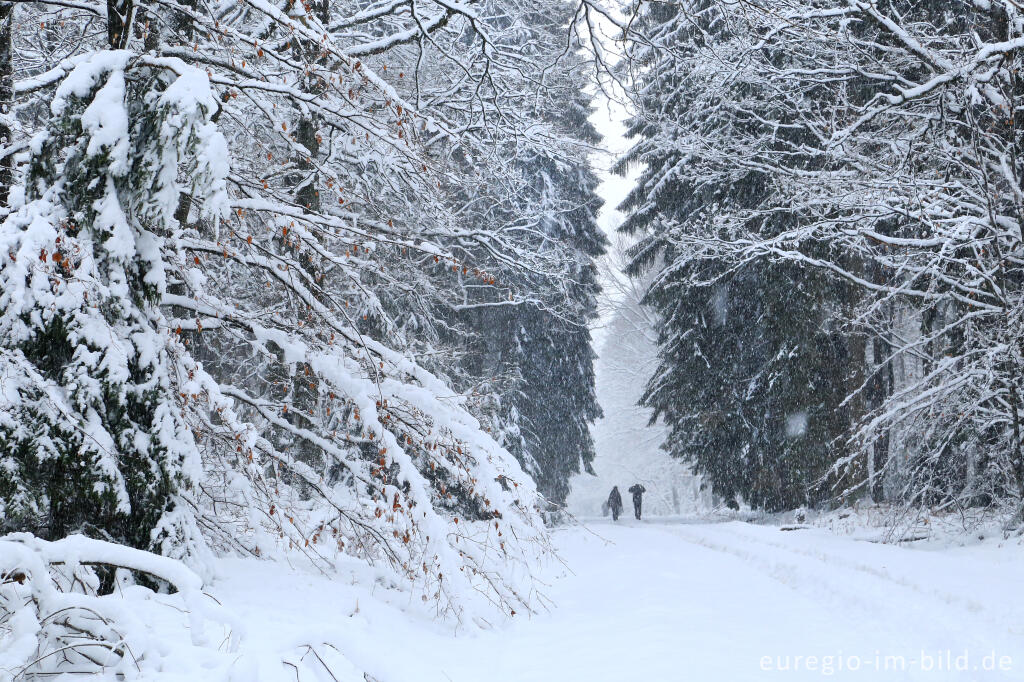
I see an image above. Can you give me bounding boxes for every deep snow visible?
[198,519,1024,682]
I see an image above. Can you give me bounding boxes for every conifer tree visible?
[617,0,852,510]
[0,51,227,556]
[0,1,12,205]
[452,6,606,508]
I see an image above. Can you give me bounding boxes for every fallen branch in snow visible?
[0,534,207,680]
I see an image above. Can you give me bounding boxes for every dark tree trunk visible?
[0,2,14,206]
[869,335,892,502]
[107,0,134,48]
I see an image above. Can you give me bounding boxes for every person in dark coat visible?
[607,486,623,521]
[628,483,646,520]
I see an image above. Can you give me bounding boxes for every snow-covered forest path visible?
[212,521,1024,682]
[438,521,1024,681]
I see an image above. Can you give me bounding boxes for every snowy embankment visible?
[5,521,1024,681]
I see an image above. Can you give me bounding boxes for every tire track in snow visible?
[657,522,1022,658]
[696,522,1022,635]
[708,525,987,609]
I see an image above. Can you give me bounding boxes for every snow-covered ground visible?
[134,518,1023,682]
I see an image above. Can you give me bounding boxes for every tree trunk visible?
[107,0,134,48]
[869,335,892,502]
[0,2,14,206]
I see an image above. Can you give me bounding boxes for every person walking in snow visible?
[607,486,623,521]
[628,483,646,520]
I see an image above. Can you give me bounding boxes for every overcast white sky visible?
[588,86,639,352]
[578,1,643,352]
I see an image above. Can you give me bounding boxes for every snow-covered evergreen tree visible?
[446,2,606,509]
[615,0,853,510]
[0,52,225,557]
[513,88,606,507]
